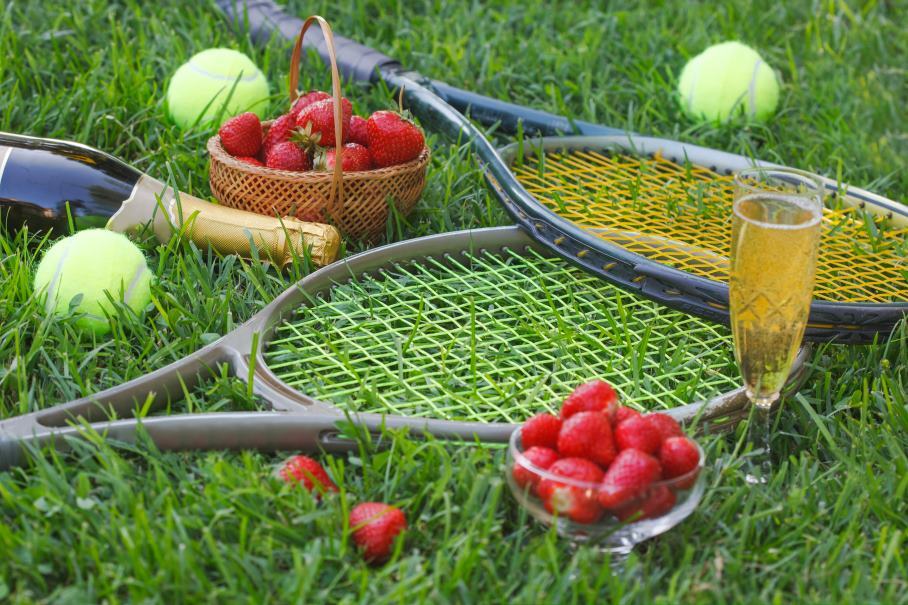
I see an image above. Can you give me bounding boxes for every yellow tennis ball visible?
[678,41,780,123]
[34,230,152,335]
[166,48,270,130]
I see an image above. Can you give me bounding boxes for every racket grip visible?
[108,175,341,266]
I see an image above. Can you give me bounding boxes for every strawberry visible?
[296,97,353,148]
[641,485,676,518]
[347,115,369,145]
[278,455,338,494]
[218,112,262,157]
[261,113,298,157]
[236,156,264,167]
[614,484,676,522]
[521,413,562,450]
[614,414,661,454]
[556,411,616,467]
[597,448,662,510]
[323,143,372,172]
[646,413,684,443]
[265,141,310,171]
[290,90,332,119]
[512,446,559,489]
[349,502,407,564]
[614,406,642,425]
[537,457,604,524]
[659,436,700,487]
[561,380,619,421]
[366,110,425,168]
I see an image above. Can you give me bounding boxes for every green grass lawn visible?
[1,0,907,602]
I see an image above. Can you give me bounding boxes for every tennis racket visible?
[218,1,908,343]
[0,227,809,469]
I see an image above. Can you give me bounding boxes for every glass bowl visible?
[506,426,705,560]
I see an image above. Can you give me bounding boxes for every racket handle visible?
[108,175,341,266]
[216,0,399,83]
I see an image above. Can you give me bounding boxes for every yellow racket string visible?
[513,150,908,303]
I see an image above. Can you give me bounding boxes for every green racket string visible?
[265,247,741,422]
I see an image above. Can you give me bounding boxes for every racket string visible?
[265,248,741,422]
[513,150,907,303]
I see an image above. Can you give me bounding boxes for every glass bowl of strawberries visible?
[506,380,705,559]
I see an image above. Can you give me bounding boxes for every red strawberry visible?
[659,436,700,487]
[512,446,559,489]
[646,413,684,443]
[521,413,562,450]
[278,455,338,494]
[349,502,407,564]
[614,414,661,454]
[641,485,676,518]
[296,97,353,148]
[537,457,604,524]
[614,406,641,425]
[597,448,662,510]
[561,380,619,421]
[614,484,676,521]
[290,90,332,119]
[323,143,372,172]
[366,110,425,168]
[265,141,310,171]
[218,112,262,157]
[556,411,616,467]
[348,115,369,145]
[261,113,298,156]
[236,156,264,167]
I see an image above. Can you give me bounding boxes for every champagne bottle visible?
[0,132,340,266]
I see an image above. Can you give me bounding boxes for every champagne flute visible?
[729,167,822,483]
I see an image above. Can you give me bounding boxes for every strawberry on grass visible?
[277,455,338,494]
[218,112,262,157]
[349,502,407,564]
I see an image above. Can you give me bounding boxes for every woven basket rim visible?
[207,134,430,181]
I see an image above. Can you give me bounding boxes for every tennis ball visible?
[34,229,152,335]
[166,48,270,129]
[678,41,780,123]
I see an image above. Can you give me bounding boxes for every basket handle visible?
[289,15,345,222]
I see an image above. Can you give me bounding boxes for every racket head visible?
[492,136,908,343]
[239,226,780,429]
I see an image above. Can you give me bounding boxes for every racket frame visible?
[492,135,908,343]
[0,227,807,469]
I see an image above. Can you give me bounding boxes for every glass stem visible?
[745,402,774,483]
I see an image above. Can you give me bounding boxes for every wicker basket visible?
[207,15,430,241]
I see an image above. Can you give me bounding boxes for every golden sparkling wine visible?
[729,194,821,407]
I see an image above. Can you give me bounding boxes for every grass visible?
[1,0,906,602]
